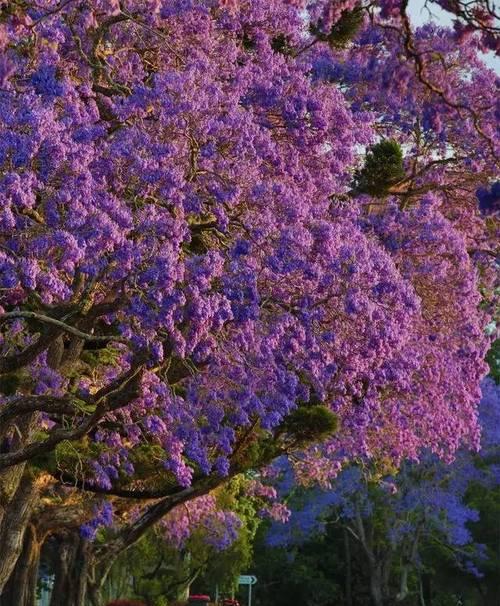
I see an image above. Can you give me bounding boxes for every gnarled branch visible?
[1,311,130,345]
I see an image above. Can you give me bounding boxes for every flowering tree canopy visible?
[0,0,495,481]
[0,1,498,602]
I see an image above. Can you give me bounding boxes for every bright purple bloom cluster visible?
[81,501,114,541]
[159,494,242,550]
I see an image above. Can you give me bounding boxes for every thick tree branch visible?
[0,354,147,470]
[54,470,199,500]
[94,470,235,565]
[0,311,130,345]
[0,327,63,374]
[0,396,80,426]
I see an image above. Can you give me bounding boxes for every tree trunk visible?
[369,561,384,606]
[49,533,90,606]
[343,528,353,606]
[382,551,393,599]
[0,471,39,592]
[0,412,38,529]
[421,573,432,606]
[396,559,410,602]
[0,464,25,528]
[352,503,384,606]
[87,556,116,606]
[418,574,426,606]
[0,524,41,606]
[85,474,227,605]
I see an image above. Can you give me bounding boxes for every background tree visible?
[257,378,500,606]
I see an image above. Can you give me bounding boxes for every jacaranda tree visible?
[263,379,500,606]
[0,1,497,604]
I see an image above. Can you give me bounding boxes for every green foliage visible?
[241,33,256,51]
[355,139,406,196]
[271,34,294,56]
[0,370,30,395]
[0,0,29,20]
[103,531,187,606]
[230,427,281,471]
[102,477,264,606]
[80,345,122,368]
[485,338,500,384]
[311,7,364,50]
[282,405,338,446]
[465,483,500,599]
[251,474,500,606]
[193,530,252,598]
[194,477,264,595]
[31,435,97,475]
[106,601,147,606]
[0,372,22,395]
[250,522,346,606]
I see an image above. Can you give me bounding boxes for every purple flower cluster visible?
[81,501,114,541]
[160,494,242,550]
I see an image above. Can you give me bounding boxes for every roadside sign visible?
[238,575,257,585]
[238,575,257,606]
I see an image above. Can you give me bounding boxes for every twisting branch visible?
[427,0,499,35]
[28,0,76,28]
[0,301,122,374]
[0,311,131,345]
[88,424,269,583]
[0,395,80,426]
[0,327,63,374]
[0,352,148,470]
[53,470,191,500]
[118,5,185,64]
[94,475,223,563]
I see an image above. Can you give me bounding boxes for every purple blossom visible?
[0,0,495,515]
[80,502,114,541]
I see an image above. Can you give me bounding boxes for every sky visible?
[408,0,500,73]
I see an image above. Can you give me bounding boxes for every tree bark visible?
[418,575,426,606]
[49,533,90,606]
[0,471,39,593]
[86,471,231,601]
[0,413,38,529]
[352,501,384,606]
[343,527,353,606]
[53,464,247,604]
[0,463,25,529]
[0,524,41,606]
[88,553,121,606]
[369,561,385,606]
[421,573,432,606]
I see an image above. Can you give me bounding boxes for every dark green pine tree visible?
[355,139,406,197]
[310,7,365,50]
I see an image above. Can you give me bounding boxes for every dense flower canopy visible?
[0,0,496,496]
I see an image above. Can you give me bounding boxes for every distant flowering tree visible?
[91,476,265,604]
[266,379,500,606]
[0,1,497,604]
